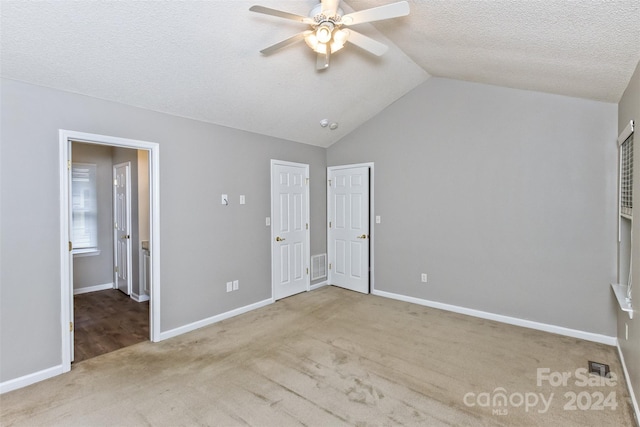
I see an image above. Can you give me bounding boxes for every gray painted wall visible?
[71,142,115,290]
[0,78,327,382]
[618,59,640,419]
[0,75,623,390]
[327,77,618,336]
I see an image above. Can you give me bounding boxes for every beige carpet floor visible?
[1,286,636,426]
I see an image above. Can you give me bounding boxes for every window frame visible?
[71,162,100,256]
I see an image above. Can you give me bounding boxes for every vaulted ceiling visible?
[2,1,639,147]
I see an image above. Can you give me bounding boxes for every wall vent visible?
[311,254,327,280]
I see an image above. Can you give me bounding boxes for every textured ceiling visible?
[1,1,639,147]
[360,0,640,102]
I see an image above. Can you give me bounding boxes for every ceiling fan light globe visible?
[329,40,345,53]
[316,25,333,44]
[314,42,329,54]
[334,29,348,44]
[304,33,319,51]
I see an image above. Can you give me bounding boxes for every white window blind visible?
[620,133,633,219]
[616,120,635,309]
[72,163,98,250]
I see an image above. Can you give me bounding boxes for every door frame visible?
[113,161,133,296]
[59,129,161,373]
[327,163,375,293]
[270,159,310,301]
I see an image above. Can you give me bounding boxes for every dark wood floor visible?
[73,289,149,363]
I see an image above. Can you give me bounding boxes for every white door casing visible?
[59,130,161,375]
[114,162,132,296]
[271,160,310,300]
[67,141,75,362]
[328,165,370,294]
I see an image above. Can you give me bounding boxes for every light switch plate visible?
[240,195,245,205]
[266,217,271,226]
[221,194,228,205]
[233,280,239,291]
[376,216,381,224]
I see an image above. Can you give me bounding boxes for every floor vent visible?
[588,361,610,377]
[311,254,327,280]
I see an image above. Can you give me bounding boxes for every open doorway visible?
[59,130,161,373]
[70,142,150,362]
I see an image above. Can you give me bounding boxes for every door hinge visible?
[329,263,332,270]
[115,266,119,273]
[305,178,309,185]
[306,223,309,230]
[68,241,73,252]
[67,160,71,170]
[329,221,332,229]
[306,267,309,275]
[328,179,332,187]
[70,322,74,332]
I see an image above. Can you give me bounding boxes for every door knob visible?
[357,234,368,239]
[275,236,286,242]
[122,235,130,239]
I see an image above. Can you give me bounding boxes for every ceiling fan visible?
[249,0,410,70]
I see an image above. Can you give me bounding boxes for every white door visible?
[271,160,310,300]
[114,162,132,295]
[328,166,370,294]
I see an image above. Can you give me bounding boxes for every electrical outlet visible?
[421,273,427,283]
[376,215,381,224]
[226,281,232,292]
[240,195,245,205]
[233,280,239,291]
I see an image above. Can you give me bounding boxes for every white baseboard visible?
[73,282,113,295]
[131,292,150,303]
[372,289,617,346]
[158,298,273,341]
[310,280,328,291]
[617,340,640,425]
[0,364,64,394]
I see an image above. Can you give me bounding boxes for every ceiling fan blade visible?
[342,29,388,56]
[316,45,331,70]
[249,5,315,24]
[341,1,409,25]
[321,0,340,17]
[260,31,309,56]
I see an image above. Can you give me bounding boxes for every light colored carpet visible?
[1,286,636,426]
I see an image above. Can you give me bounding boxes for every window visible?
[619,132,633,219]
[614,120,635,316]
[72,163,98,253]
